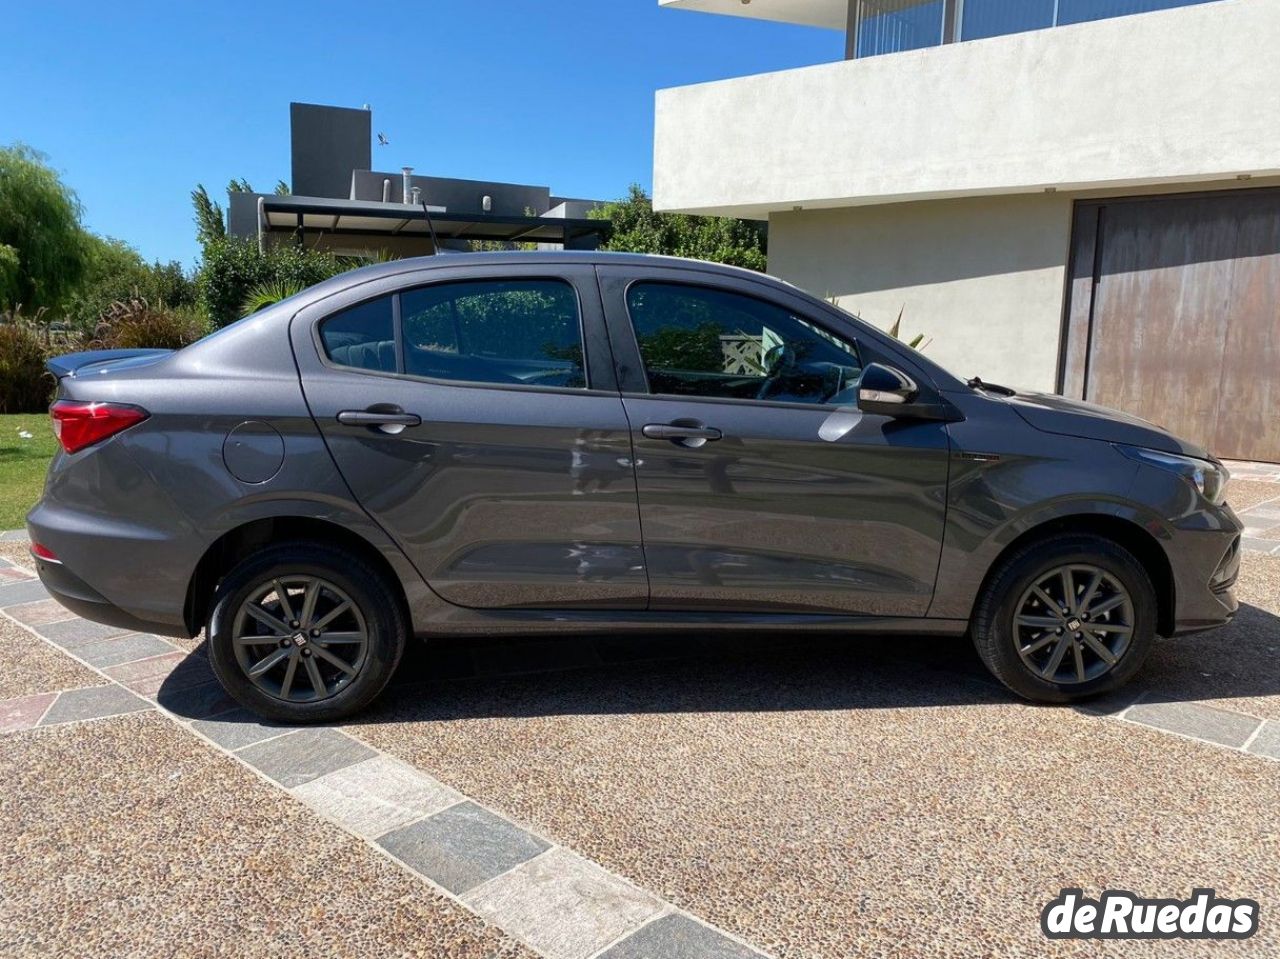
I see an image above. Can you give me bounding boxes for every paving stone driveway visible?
[2,501,1278,957]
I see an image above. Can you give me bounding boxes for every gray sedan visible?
[28,252,1242,721]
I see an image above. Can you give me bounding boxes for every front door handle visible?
[337,408,422,434]
[642,423,722,447]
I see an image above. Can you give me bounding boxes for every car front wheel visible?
[972,534,1158,703]
[207,542,407,722]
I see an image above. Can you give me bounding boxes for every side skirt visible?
[415,608,970,639]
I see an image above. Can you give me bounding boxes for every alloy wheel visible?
[1012,564,1134,685]
[231,575,369,703]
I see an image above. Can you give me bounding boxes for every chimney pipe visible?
[411,186,422,205]
[401,167,413,205]
[382,178,391,203]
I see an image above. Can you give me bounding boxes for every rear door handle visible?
[337,409,422,434]
[642,423,722,446]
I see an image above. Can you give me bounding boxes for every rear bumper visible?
[33,554,190,638]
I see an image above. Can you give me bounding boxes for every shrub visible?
[90,297,209,351]
[0,308,53,413]
[197,239,349,328]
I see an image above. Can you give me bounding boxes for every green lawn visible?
[0,413,56,530]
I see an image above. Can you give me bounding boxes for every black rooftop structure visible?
[227,103,610,255]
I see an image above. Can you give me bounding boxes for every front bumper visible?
[1165,508,1241,636]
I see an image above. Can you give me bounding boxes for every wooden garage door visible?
[1059,189,1280,463]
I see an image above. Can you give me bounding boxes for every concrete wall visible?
[768,194,1074,391]
[654,0,1280,217]
[290,103,371,200]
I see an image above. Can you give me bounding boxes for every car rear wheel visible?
[971,534,1157,703]
[207,542,407,722]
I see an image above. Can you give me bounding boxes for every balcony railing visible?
[848,0,1220,58]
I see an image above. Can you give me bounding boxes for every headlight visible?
[1117,445,1229,505]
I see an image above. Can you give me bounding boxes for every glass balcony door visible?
[848,0,1219,58]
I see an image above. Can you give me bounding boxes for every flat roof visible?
[258,195,609,244]
[658,0,846,30]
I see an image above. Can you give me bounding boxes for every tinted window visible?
[625,283,863,406]
[319,296,396,372]
[400,280,586,389]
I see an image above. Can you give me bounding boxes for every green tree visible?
[197,237,349,328]
[0,144,89,310]
[64,235,195,330]
[191,184,226,248]
[590,184,767,271]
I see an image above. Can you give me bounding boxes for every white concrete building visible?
[653,0,1280,462]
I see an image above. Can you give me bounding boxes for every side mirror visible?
[857,363,919,416]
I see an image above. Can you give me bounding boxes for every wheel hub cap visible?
[231,575,369,704]
[1013,563,1134,686]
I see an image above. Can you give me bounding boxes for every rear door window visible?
[318,295,396,372]
[400,279,586,389]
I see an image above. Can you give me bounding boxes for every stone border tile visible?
[1,691,58,733]
[1245,720,1280,760]
[38,684,150,726]
[0,566,33,583]
[155,679,238,719]
[76,633,177,668]
[189,708,293,750]
[236,727,376,788]
[39,617,133,649]
[378,801,550,896]
[463,847,663,959]
[0,579,50,608]
[293,755,464,839]
[5,598,77,627]
[1125,700,1262,748]
[0,529,28,542]
[597,913,768,959]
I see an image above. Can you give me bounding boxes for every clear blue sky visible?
[1,0,839,267]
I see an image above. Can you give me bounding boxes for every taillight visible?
[49,400,149,454]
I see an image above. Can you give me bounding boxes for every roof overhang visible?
[257,195,609,245]
[658,0,847,31]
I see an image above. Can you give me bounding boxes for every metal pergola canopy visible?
[258,195,609,245]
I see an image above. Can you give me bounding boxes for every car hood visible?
[1002,390,1211,459]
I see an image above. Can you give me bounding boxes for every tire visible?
[207,541,407,722]
[971,534,1158,703]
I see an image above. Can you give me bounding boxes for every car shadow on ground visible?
[156,602,1280,726]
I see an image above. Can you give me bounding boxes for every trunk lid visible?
[46,349,173,381]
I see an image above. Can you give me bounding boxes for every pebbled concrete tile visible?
[38,685,150,726]
[0,579,50,608]
[38,617,132,649]
[189,708,292,751]
[378,801,549,895]
[293,755,464,839]
[1126,700,1262,748]
[0,616,103,700]
[76,633,177,668]
[1246,720,1280,760]
[1,691,57,733]
[5,598,76,627]
[0,711,537,958]
[463,847,663,959]
[236,728,375,788]
[599,914,767,959]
